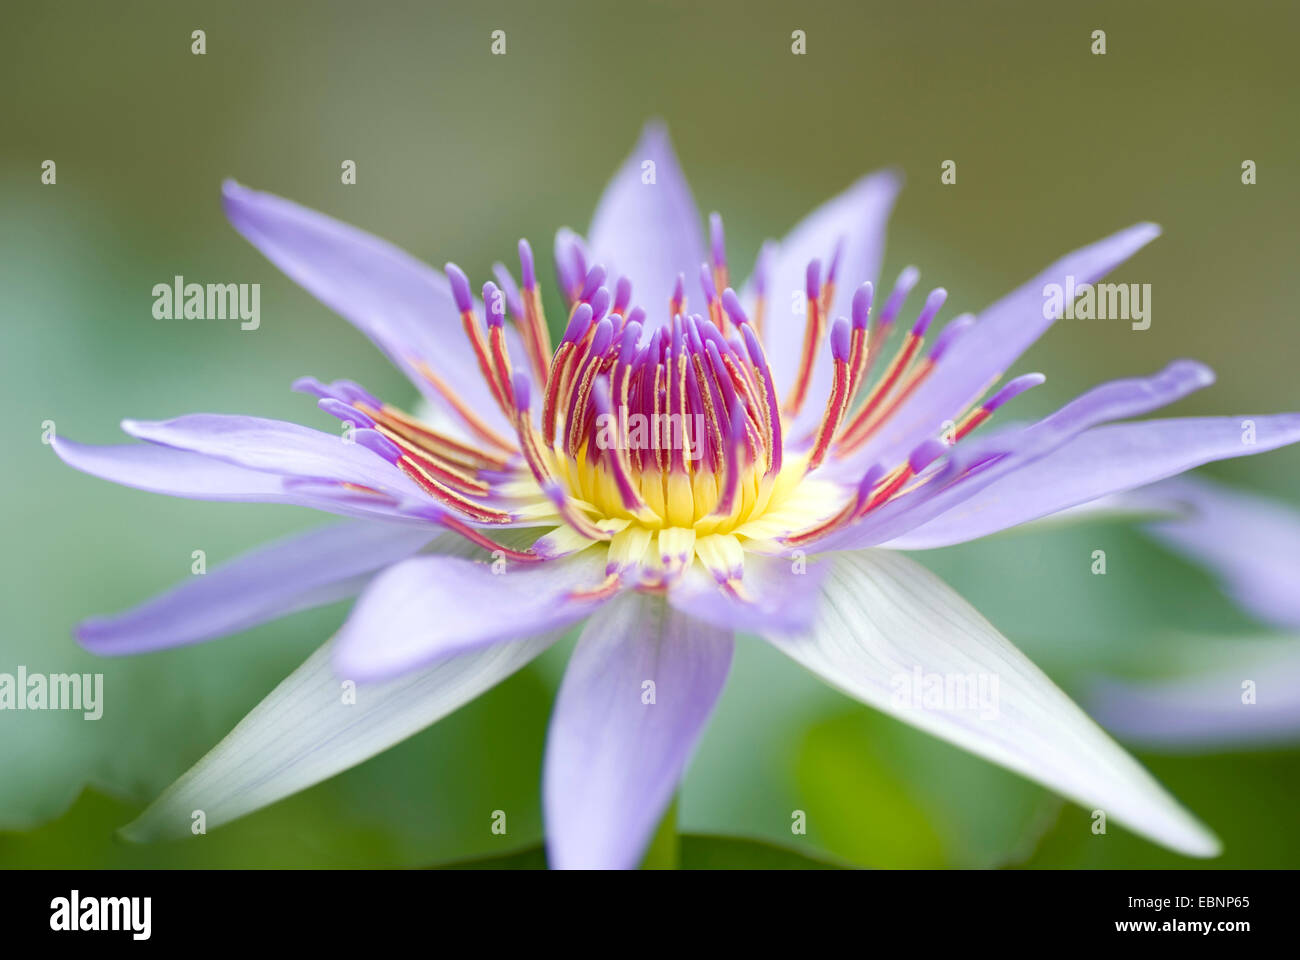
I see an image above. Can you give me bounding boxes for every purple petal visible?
[818,359,1215,550]
[849,223,1162,472]
[52,434,429,524]
[745,170,901,413]
[78,522,436,655]
[121,414,426,502]
[668,553,829,636]
[587,123,705,335]
[885,413,1300,550]
[544,592,733,869]
[222,181,517,438]
[1089,644,1300,750]
[54,434,296,501]
[333,551,613,681]
[1142,475,1300,630]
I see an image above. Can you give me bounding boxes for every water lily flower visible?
[55,122,1300,867]
[1087,475,1300,749]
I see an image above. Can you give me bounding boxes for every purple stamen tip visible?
[651,326,668,360]
[555,227,586,267]
[740,321,763,364]
[554,231,583,295]
[805,259,822,301]
[355,429,403,464]
[720,287,749,326]
[851,282,874,330]
[913,288,948,336]
[709,212,727,267]
[562,302,594,344]
[856,463,887,500]
[685,315,705,350]
[985,372,1046,412]
[292,376,330,400]
[830,318,851,362]
[492,263,524,319]
[512,372,532,411]
[591,317,614,356]
[333,380,380,409]
[581,264,607,300]
[588,286,612,324]
[699,262,717,301]
[908,438,949,474]
[626,305,647,329]
[517,238,536,289]
[318,397,376,429]
[444,263,473,313]
[881,265,921,324]
[928,313,975,362]
[482,281,505,327]
[672,273,686,304]
[614,275,632,313]
[619,320,643,359]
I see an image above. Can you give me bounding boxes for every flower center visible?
[545,304,787,535]
[318,216,1046,581]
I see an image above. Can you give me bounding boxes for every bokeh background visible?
[2,0,1298,867]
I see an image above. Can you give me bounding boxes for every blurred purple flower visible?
[1089,475,1300,750]
[57,123,1300,866]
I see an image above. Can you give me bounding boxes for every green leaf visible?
[431,845,549,870]
[639,798,680,870]
[678,834,847,869]
[796,711,947,867]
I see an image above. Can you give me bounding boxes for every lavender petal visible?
[544,592,733,869]
[1142,475,1300,630]
[333,550,613,682]
[222,181,518,439]
[77,521,437,655]
[587,123,705,337]
[883,413,1300,550]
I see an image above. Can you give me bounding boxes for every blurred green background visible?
[2,0,1298,868]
